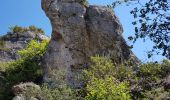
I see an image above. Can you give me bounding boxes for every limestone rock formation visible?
[12,82,40,100]
[42,0,138,87]
[0,31,49,62]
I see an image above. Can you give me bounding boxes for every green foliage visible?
[0,37,6,51]
[132,60,170,99]
[24,84,80,100]
[9,25,45,34]
[76,0,88,6]
[161,60,170,77]
[45,69,84,100]
[0,40,5,46]
[84,56,132,100]
[0,40,49,100]
[1,36,170,100]
[24,69,82,100]
[9,25,26,33]
[138,62,162,81]
[18,40,48,59]
[6,40,49,85]
[0,48,11,51]
[84,56,134,81]
[137,60,170,81]
[0,62,8,100]
[113,0,170,59]
[84,57,170,100]
[143,87,170,100]
[29,25,45,34]
[0,62,9,72]
[85,76,131,100]
[114,62,135,81]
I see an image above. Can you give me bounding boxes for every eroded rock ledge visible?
[42,0,138,87]
[0,31,49,62]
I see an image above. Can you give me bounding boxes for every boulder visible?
[12,82,40,100]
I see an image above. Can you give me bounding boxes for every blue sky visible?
[0,0,165,62]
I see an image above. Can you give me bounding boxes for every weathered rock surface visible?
[0,31,49,62]
[12,82,40,100]
[42,0,138,87]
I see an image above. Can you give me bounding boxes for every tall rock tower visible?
[42,0,138,87]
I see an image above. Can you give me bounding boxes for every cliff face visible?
[0,31,49,62]
[42,0,138,87]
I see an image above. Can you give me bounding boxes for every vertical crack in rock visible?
[42,0,139,88]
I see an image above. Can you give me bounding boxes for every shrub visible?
[161,60,170,77]
[29,25,45,34]
[24,84,80,100]
[138,62,162,81]
[143,87,170,100]
[84,56,134,81]
[85,76,131,100]
[24,69,81,100]
[28,25,37,32]
[133,60,170,99]
[76,0,88,6]
[84,56,132,100]
[9,25,45,34]
[10,25,25,33]
[37,28,45,34]
[0,40,49,100]
[114,62,134,81]
[0,62,9,72]
[6,40,49,85]
[137,60,170,81]
[0,40,5,47]
[18,40,48,59]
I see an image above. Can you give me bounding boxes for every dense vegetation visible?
[0,0,169,99]
[0,40,49,100]
[1,38,170,99]
[84,56,132,100]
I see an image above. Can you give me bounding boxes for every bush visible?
[84,56,134,81]
[0,40,5,47]
[24,83,80,100]
[29,25,45,34]
[85,76,131,100]
[143,87,170,100]
[9,25,45,34]
[76,0,88,6]
[137,60,170,81]
[138,62,162,81]
[0,62,9,72]
[84,56,132,100]
[6,40,49,85]
[0,40,49,100]
[161,60,170,77]
[10,25,25,33]
[132,60,170,99]
[24,69,81,100]
[114,62,135,81]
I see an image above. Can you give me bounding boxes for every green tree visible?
[113,0,170,59]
